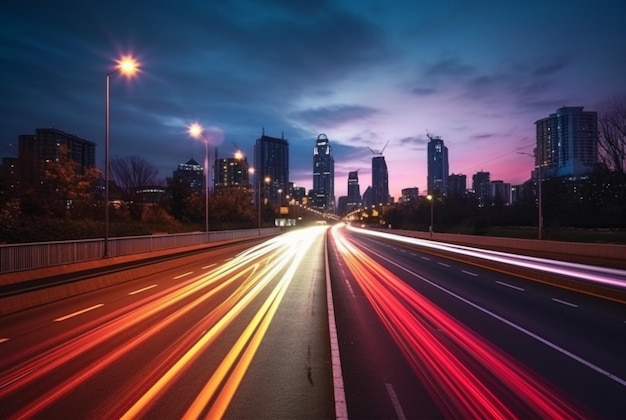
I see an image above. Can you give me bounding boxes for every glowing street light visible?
[426,194,434,238]
[104,55,139,258]
[188,122,211,235]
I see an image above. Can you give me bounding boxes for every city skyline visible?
[2,1,624,199]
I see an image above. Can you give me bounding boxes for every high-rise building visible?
[535,106,598,178]
[18,127,96,187]
[346,170,362,213]
[172,158,203,190]
[214,155,250,190]
[312,134,335,212]
[371,155,390,206]
[254,130,289,206]
[447,173,467,198]
[472,171,491,205]
[401,187,419,203]
[490,180,511,205]
[427,134,448,195]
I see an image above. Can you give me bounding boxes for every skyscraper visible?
[346,170,361,212]
[254,130,289,206]
[371,155,390,206]
[535,106,598,178]
[427,134,448,195]
[312,134,335,212]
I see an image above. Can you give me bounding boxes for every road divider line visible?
[551,298,578,308]
[54,304,104,322]
[202,263,217,269]
[385,383,407,420]
[462,270,478,277]
[438,262,451,267]
[173,272,193,279]
[128,284,158,295]
[0,338,9,344]
[496,281,525,291]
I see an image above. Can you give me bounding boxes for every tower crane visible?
[368,140,389,156]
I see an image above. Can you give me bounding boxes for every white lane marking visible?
[552,298,578,308]
[326,239,348,419]
[385,383,407,420]
[128,284,157,295]
[496,281,525,291]
[0,338,9,344]
[224,257,234,262]
[438,262,451,267]
[371,250,626,388]
[202,263,216,269]
[462,270,478,277]
[421,256,431,261]
[54,304,104,322]
[174,271,193,280]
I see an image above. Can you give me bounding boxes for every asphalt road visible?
[329,225,626,419]
[1,224,625,419]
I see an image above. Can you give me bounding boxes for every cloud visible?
[291,104,381,128]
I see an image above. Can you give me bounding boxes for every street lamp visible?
[426,194,434,238]
[104,55,139,258]
[188,122,211,236]
[518,152,543,240]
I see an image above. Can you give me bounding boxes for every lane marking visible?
[438,262,451,267]
[202,263,216,269]
[462,270,478,277]
[173,271,193,280]
[385,383,407,420]
[552,298,578,308]
[421,256,431,261]
[54,304,104,322]
[128,284,157,295]
[0,338,9,344]
[496,281,525,291]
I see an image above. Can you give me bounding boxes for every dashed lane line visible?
[128,284,158,295]
[173,271,193,280]
[495,281,525,292]
[54,304,104,322]
[552,298,579,308]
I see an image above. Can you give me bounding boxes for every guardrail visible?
[0,228,280,274]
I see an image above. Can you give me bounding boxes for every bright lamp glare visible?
[188,123,203,138]
[117,55,139,76]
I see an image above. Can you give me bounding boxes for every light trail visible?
[331,225,586,418]
[348,225,626,290]
[3,228,329,418]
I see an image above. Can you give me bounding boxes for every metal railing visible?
[0,228,279,274]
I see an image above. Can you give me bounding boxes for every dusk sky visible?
[2,0,625,199]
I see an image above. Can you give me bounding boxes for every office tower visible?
[254,130,289,206]
[18,127,96,187]
[312,134,335,212]
[447,173,467,198]
[427,134,449,195]
[371,155,390,206]
[490,180,511,205]
[535,106,598,178]
[346,170,362,213]
[173,158,204,191]
[472,171,491,205]
[214,155,250,190]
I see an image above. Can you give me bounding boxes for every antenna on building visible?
[262,127,265,136]
[368,140,389,156]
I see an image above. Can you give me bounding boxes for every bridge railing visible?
[0,228,279,274]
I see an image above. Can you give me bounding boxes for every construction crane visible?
[368,140,389,156]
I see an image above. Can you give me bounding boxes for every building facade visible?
[371,155,390,206]
[254,131,289,206]
[535,106,598,178]
[427,134,449,195]
[172,158,204,191]
[214,155,250,190]
[447,173,467,198]
[312,134,335,212]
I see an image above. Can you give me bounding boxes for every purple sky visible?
[2,0,625,199]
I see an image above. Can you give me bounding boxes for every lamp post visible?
[518,152,543,240]
[188,123,211,237]
[104,55,139,258]
[426,194,434,238]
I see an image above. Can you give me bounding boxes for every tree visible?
[598,92,626,174]
[109,156,161,221]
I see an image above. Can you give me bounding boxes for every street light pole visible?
[188,123,211,238]
[426,194,433,238]
[104,55,138,258]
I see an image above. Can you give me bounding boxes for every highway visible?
[1,224,625,419]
